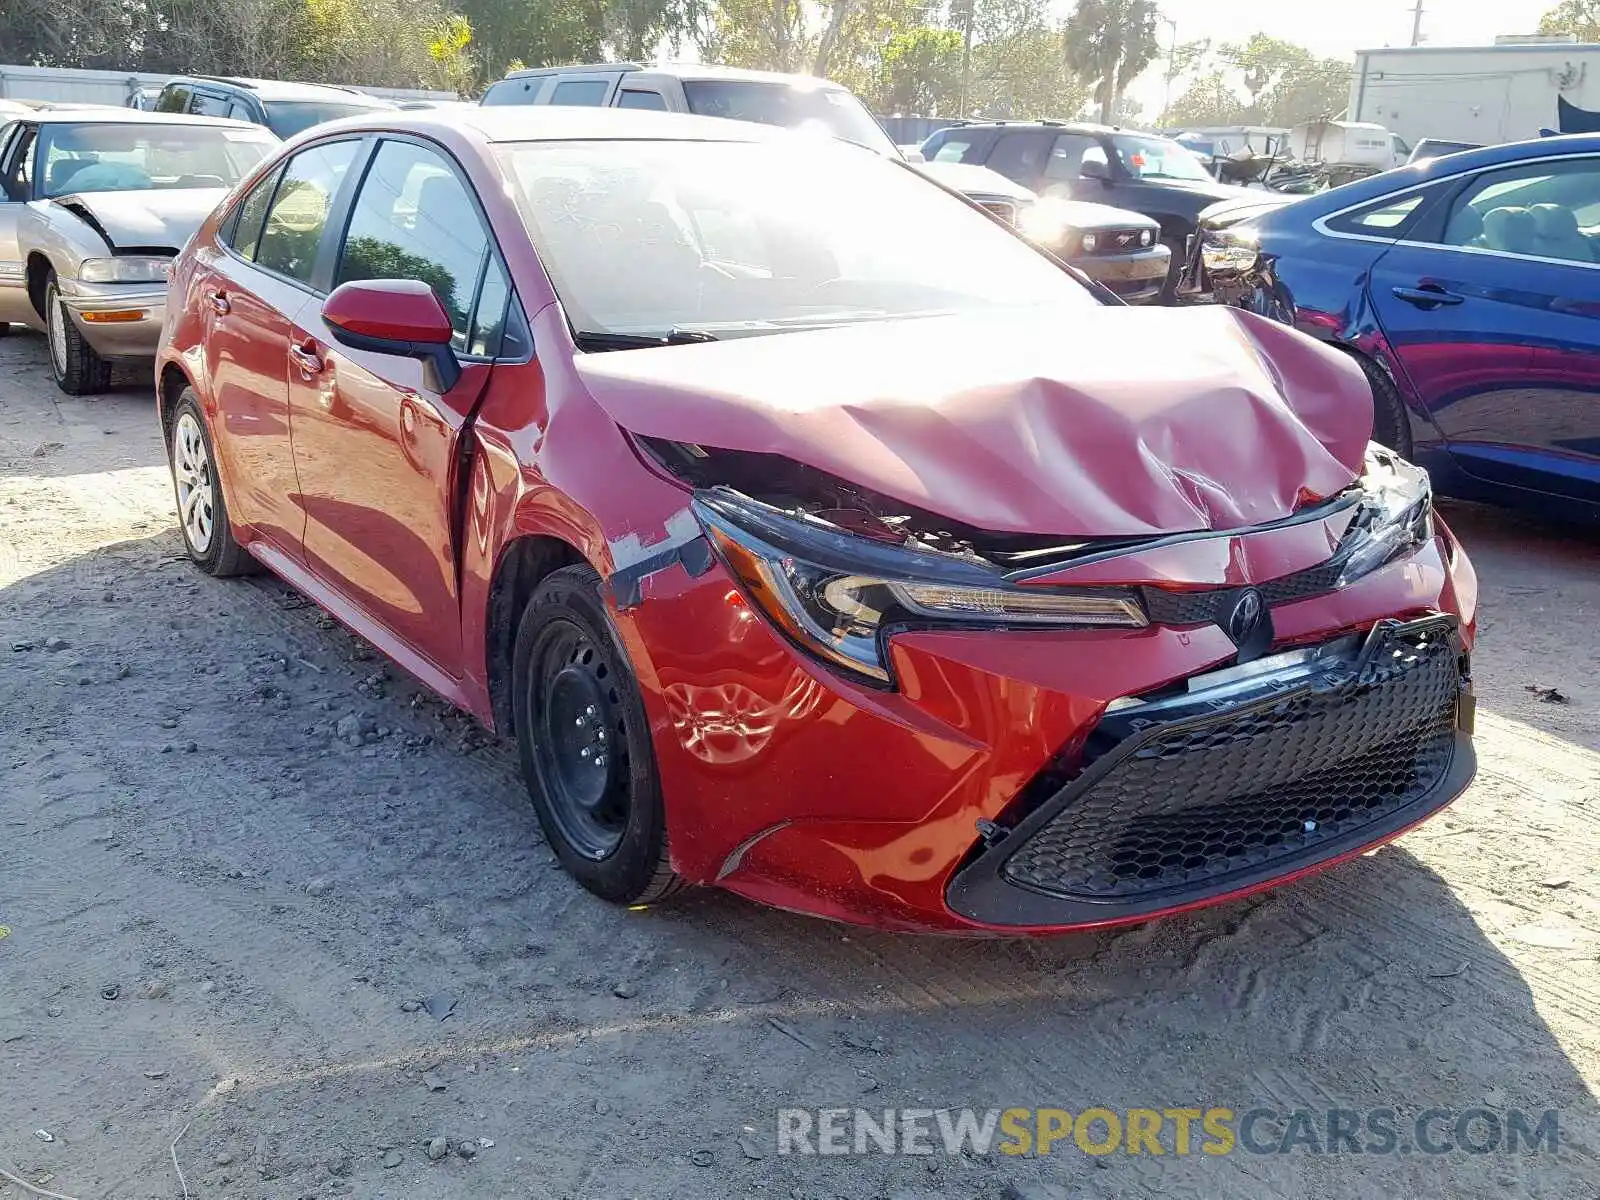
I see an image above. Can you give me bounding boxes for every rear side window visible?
[617,89,668,111]
[1323,190,1434,237]
[928,135,977,163]
[228,101,256,123]
[224,165,282,260]
[156,85,191,114]
[549,80,609,106]
[334,139,490,348]
[480,78,538,106]
[255,140,360,285]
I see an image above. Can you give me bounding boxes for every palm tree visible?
[1064,0,1161,124]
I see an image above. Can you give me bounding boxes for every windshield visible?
[680,80,898,157]
[499,138,1096,341]
[1112,134,1216,183]
[264,100,387,138]
[38,123,278,197]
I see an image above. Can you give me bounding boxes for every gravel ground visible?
[0,328,1597,1200]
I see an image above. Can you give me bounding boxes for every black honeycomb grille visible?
[1001,631,1461,901]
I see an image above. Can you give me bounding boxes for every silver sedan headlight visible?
[79,256,174,284]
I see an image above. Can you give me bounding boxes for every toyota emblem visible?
[1227,588,1265,643]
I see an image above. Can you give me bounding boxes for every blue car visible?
[1193,135,1600,523]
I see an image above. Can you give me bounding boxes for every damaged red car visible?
[156,109,1479,933]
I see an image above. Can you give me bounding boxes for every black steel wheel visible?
[512,564,683,904]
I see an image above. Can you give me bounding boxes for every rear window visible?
[549,80,610,106]
[681,80,896,156]
[263,100,386,139]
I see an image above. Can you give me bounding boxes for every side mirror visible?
[1079,159,1111,183]
[322,279,461,392]
[900,147,926,163]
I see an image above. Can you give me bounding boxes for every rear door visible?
[1367,153,1600,500]
[979,130,1056,192]
[197,138,364,554]
[0,123,37,325]
[286,135,506,675]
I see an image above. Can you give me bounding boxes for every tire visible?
[44,271,112,395]
[167,390,256,576]
[1354,354,1414,458]
[512,564,684,906]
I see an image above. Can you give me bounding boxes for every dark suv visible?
[152,77,395,140]
[920,121,1253,299]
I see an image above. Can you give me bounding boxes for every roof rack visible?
[505,62,643,78]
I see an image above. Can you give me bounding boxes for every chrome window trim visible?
[1310,150,1600,273]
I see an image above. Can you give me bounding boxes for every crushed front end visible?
[611,438,1478,934]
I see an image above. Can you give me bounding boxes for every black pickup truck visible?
[918,121,1257,301]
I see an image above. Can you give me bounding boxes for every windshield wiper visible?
[573,328,718,352]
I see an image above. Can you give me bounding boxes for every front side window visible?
[4,127,37,199]
[1043,134,1108,185]
[549,80,610,107]
[191,92,232,118]
[986,133,1052,184]
[681,80,897,156]
[334,139,489,347]
[255,140,360,285]
[499,137,1097,341]
[36,122,278,197]
[224,165,283,260]
[1441,157,1600,264]
[1111,134,1215,183]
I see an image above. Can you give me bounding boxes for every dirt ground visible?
[0,327,1596,1200]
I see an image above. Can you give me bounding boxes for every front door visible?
[1369,152,1600,500]
[0,124,38,326]
[287,136,498,676]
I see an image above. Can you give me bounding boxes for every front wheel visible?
[45,271,112,395]
[512,564,683,905]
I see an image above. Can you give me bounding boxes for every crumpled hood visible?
[578,305,1373,539]
[51,187,228,252]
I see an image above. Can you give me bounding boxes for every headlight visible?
[78,256,173,284]
[1080,232,1098,253]
[1200,233,1259,274]
[1335,447,1433,586]
[694,491,1147,685]
[1015,197,1071,246]
[1139,228,1153,246]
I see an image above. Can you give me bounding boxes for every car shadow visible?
[3,526,1596,1198]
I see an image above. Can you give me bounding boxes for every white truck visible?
[1287,119,1411,184]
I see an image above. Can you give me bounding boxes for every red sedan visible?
[155,109,1479,933]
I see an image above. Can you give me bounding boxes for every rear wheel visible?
[168,391,255,576]
[513,564,683,905]
[44,271,112,395]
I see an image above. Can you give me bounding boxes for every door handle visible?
[1392,285,1464,308]
[208,290,230,315]
[289,342,324,376]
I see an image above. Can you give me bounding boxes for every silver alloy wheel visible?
[172,412,215,554]
[46,288,68,379]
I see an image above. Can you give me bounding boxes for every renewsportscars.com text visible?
[776,1106,1560,1157]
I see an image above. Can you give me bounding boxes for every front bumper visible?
[1071,244,1170,303]
[57,280,168,360]
[615,516,1478,934]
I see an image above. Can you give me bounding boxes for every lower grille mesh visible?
[1002,630,1461,900]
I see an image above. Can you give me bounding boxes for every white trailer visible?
[1350,41,1600,147]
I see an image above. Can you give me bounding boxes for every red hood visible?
[575,305,1372,538]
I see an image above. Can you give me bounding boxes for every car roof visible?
[166,76,396,106]
[934,120,1127,137]
[499,61,855,89]
[315,105,782,145]
[20,109,269,129]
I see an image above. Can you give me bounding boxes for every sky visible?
[1122,0,1559,114]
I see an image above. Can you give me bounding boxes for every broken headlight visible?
[1336,446,1434,586]
[694,490,1147,685]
